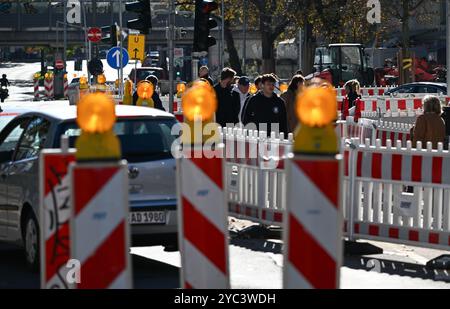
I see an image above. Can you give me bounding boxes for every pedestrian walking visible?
[412,95,445,149]
[232,76,251,121]
[214,68,240,127]
[281,74,305,133]
[198,66,214,86]
[242,74,288,135]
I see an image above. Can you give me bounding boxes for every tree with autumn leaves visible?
[175,0,440,75]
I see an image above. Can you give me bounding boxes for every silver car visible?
[0,105,178,269]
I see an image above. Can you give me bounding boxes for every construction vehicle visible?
[374,56,446,86]
[310,43,375,87]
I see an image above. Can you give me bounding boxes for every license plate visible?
[129,211,166,225]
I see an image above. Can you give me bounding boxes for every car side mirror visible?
[0,150,13,164]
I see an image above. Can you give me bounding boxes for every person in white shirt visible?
[232,76,251,121]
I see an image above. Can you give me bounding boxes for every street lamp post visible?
[447,0,450,91]
[64,0,67,69]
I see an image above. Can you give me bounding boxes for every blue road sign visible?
[199,57,208,66]
[107,47,129,69]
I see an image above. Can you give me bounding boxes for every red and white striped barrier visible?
[221,128,293,225]
[64,77,69,99]
[70,161,132,289]
[344,139,450,251]
[336,87,393,97]
[338,98,423,113]
[177,145,229,289]
[34,78,40,100]
[40,147,76,289]
[284,155,343,289]
[375,122,412,147]
[44,77,54,100]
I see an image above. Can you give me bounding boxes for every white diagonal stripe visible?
[183,239,228,289]
[108,270,131,289]
[288,164,340,261]
[284,262,313,289]
[181,159,226,233]
[73,169,127,264]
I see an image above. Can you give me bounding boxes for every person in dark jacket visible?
[214,67,240,127]
[242,74,288,135]
[132,75,165,111]
[199,66,214,86]
[240,75,263,122]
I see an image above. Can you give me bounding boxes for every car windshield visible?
[0,115,17,132]
[56,118,178,163]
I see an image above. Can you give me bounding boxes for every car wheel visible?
[24,211,39,271]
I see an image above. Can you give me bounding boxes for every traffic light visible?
[126,0,152,35]
[101,24,119,47]
[193,0,218,52]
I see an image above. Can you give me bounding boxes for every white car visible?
[0,105,179,269]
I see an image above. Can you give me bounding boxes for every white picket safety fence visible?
[220,127,293,225]
[343,138,450,251]
[220,125,450,251]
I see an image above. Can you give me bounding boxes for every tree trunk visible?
[260,13,276,74]
[224,20,243,75]
[302,18,316,75]
[402,0,412,83]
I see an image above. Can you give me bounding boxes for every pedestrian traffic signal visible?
[193,0,218,52]
[126,0,152,35]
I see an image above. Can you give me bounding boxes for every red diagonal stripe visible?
[45,222,70,283]
[295,160,339,207]
[73,167,119,215]
[78,221,127,289]
[182,197,227,274]
[189,156,223,189]
[44,154,75,195]
[288,215,337,289]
